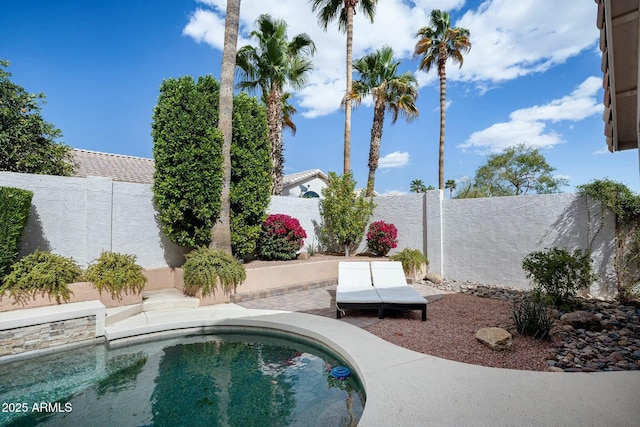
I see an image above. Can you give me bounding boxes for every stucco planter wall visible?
[0,282,143,312]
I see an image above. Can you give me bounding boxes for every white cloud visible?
[183,0,599,117]
[379,151,410,168]
[453,0,598,84]
[592,146,611,155]
[460,76,603,153]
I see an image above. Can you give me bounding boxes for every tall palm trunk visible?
[437,45,447,191]
[267,85,284,195]
[343,2,355,174]
[366,85,386,197]
[210,0,240,255]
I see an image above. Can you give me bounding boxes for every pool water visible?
[0,332,365,426]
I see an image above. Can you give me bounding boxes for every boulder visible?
[425,272,443,285]
[476,327,513,351]
[297,252,310,260]
[560,311,602,331]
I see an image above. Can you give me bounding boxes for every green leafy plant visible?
[0,186,33,278]
[577,179,640,305]
[257,214,307,261]
[319,172,375,256]
[522,247,595,308]
[389,248,428,277]
[182,247,246,298]
[366,221,398,256]
[0,250,82,304]
[305,236,319,256]
[85,251,147,298]
[0,60,77,176]
[230,92,272,257]
[510,296,555,341]
[152,76,271,256]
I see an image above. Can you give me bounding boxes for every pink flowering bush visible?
[257,214,307,261]
[366,221,398,256]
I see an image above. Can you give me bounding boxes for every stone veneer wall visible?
[0,316,96,357]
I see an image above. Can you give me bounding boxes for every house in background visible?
[72,149,328,197]
[596,0,639,175]
[281,169,328,198]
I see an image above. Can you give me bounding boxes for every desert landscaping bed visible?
[365,288,640,372]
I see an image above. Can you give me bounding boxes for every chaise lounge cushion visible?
[336,262,381,304]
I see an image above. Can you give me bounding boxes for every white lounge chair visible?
[336,262,382,319]
[371,261,428,321]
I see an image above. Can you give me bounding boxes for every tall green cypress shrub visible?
[0,186,33,278]
[231,92,271,257]
[152,76,223,248]
[152,76,271,256]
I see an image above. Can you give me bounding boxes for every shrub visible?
[389,248,428,276]
[152,77,271,256]
[230,92,272,257]
[522,247,595,308]
[85,251,147,298]
[257,214,307,261]
[511,296,555,341]
[0,250,82,304]
[182,247,246,297]
[152,75,224,248]
[366,221,398,256]
[319,172,375,256]
[0,186,33,278]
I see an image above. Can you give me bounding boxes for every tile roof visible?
[282,169,328,186]
[72,149,154,184]
[72,149,325,187]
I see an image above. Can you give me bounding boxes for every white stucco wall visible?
[267,196,321,250]
[442,193,616,296]
[0,172,185,268]
[1,172,618,297]
[356,194,425,255]
[1,172,89,264]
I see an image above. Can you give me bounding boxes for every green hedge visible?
[152,76,271,257]
[0,186,33,278]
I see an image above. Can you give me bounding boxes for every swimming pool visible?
[0,332,365,426]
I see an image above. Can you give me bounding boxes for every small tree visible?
[319,172,375,256]
[471,143,567,197]
[0,60,76,175]
[410,179,427,193]
[445,179,456,198]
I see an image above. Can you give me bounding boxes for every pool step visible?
[142,289,200,311]
[105,289,200,326]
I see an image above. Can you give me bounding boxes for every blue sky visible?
[2,0,639,194]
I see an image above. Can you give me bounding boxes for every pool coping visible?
[102,305,640,427]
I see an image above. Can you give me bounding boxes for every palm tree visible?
[262,91,298,136]
[210,0,240,254]
[414,9,470,190]
[445,179,456,198]
[281,92,298,135]
[311,0,378,174]
[410,179,428,193]
[348,46,418,197]
[236,14,316,195]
